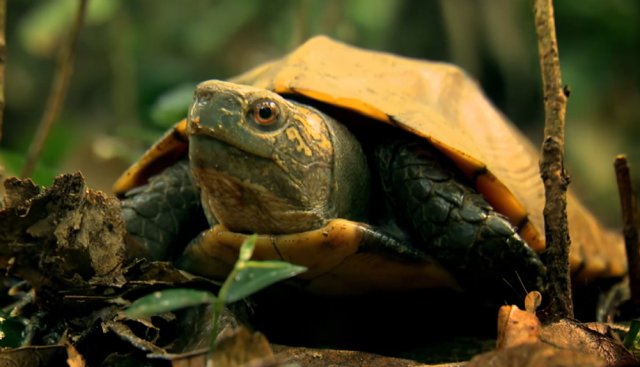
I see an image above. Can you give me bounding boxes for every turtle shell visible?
[114,35,626,284]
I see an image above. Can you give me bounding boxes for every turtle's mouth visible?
[190,124,267,161]
[187,115,272,162]
[188,136,267,180]
[190,146,326,234]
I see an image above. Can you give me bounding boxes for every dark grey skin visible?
[121,80,546,303]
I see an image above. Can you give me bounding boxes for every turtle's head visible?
[187,80,369,234]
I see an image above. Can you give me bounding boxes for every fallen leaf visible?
[496,304,540,349]
[540,318,635,365]
[149,326,281,367]
[0,173,127,287]
[209,326,279,367]
[65,342,86,367]
[166,301,252,355]
[465,342,606,367]
[271,345,436,367]
[0,345,67,366]
[102,320,166,355]
[2,177,40,209]
[525,291,542,314]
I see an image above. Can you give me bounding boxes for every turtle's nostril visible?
[194,89,213,103]
[193,88,242,112]
[212,92,242,111]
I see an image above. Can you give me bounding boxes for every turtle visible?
[113,35,627,305]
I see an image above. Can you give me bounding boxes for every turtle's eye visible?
[253,101,279,125]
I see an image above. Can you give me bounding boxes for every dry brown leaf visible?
[473,292,622,366]
[496,304,540,349]
[210,327,278,367]
[271,344,433,367]
[525,291,542,313]
[65,342,86,367]
[466,342,606,367]
[540,318,635,365]
[0,173,127,287]
[0,345,67,366]
[103,320,166,355]
[2,177,39,209]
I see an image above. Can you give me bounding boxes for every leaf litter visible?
[0,173,638,366]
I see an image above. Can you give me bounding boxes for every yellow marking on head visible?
[285,127,313,156]
[296,107,333,152]
[272,153,290,174]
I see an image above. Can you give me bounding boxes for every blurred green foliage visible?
[1,0,639,228]
[0,309,26,348]
[150,82,197,128]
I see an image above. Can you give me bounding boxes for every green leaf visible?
[224,261,307,303]
[39,123,77,166]
[115,125,165,146]
[183,0,261,56]
[344,0,404,49]
[624,319,640,350]
[0,150,58,187]
[18,0,121,57]
[238,234,258,263]
[149,83,198,129]
[126,289,217,319]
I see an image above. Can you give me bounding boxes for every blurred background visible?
[0,0,638,228]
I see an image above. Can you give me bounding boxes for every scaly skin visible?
[375,140,546,300]
[120,160,208,261]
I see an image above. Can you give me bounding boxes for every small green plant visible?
[126,234,307,354]
[623,318,640,358]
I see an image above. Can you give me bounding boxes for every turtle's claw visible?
[8,280,30,297]
[22,311,41,346]
[6,288,36,318]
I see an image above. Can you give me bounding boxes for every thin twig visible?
[0,0,7,149]
[0,0,7,192]
[531,0,573,320]
[289,0,310,51]
[614,155,640,306]
[22,0,88,178]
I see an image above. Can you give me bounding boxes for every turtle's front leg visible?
[375,140,547,303]
[175,219,460,295]
[173,226,238,281]
[120,160,209,261]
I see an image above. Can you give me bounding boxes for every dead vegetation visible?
[531,0,573,321]
[0,172,636,367]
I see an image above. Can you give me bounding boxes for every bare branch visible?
[0,0,7,188]
[0,0,7,149]
[22,0,88,178]
[531,0,573,320]
[614,155,640,306]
